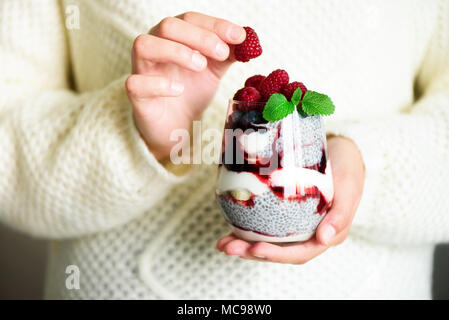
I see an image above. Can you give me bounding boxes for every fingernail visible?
[171,81,184,94]
[253,254,266,259]
[215,42,229,58]
[321,225,336,245]
[192,51,207,70]
[229,25,243,41]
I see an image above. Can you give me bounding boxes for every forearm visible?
[326,85,449,245]
[0,76,187,238]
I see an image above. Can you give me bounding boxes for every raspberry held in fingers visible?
[234,27,262,62]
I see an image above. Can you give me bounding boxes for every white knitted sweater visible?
[1,0,448,299]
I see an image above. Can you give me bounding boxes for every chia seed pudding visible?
[216,100,334,243]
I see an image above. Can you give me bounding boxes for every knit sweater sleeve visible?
[0,1,186,238]
[326,3,449,245]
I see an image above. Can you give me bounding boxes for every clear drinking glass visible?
[216,99,334,243]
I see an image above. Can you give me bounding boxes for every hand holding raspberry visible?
[126,12,246,160]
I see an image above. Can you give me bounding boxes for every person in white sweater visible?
[0,0,448,299]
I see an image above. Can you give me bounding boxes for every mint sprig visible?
[262,93,295,122]
[262,88,335,122]
[301,91,335,116]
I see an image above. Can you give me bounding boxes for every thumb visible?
[316,175,362,247]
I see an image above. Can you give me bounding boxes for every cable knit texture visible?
[0,0,448,299]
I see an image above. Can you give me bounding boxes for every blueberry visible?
[225,110,243,129]
[240,110,267,126]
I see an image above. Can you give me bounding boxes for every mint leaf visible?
[262,93,295,122]
[302,91,335,116]
[291,87,303,105]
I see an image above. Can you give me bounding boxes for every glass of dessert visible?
[216,70,335,243]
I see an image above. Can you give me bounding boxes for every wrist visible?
[133,113,170,161]
[327,135,366,177]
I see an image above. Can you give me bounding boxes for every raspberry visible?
[233,86,261,102]
[234,27,262,62]
[233,87,262,112]
[259,69,289,100]
[282,82,308,101]
[244,75,266,90]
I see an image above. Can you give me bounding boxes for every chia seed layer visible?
[291,114,325,168]
[217,191,326,237]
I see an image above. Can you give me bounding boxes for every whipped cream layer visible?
[217,163,334,202]
[217,166,269,195]
[239,129,272,156]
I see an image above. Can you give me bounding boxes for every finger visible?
[125,74,184,101]
[216,233,238,251]
[219,236,274,261]
[248,238,328,264]
[316,178,360,247]
[332,225,351,246]
[151,17,230,61]
[222,238,253,257]
[176,11,246,44]
[132,34,207,73]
